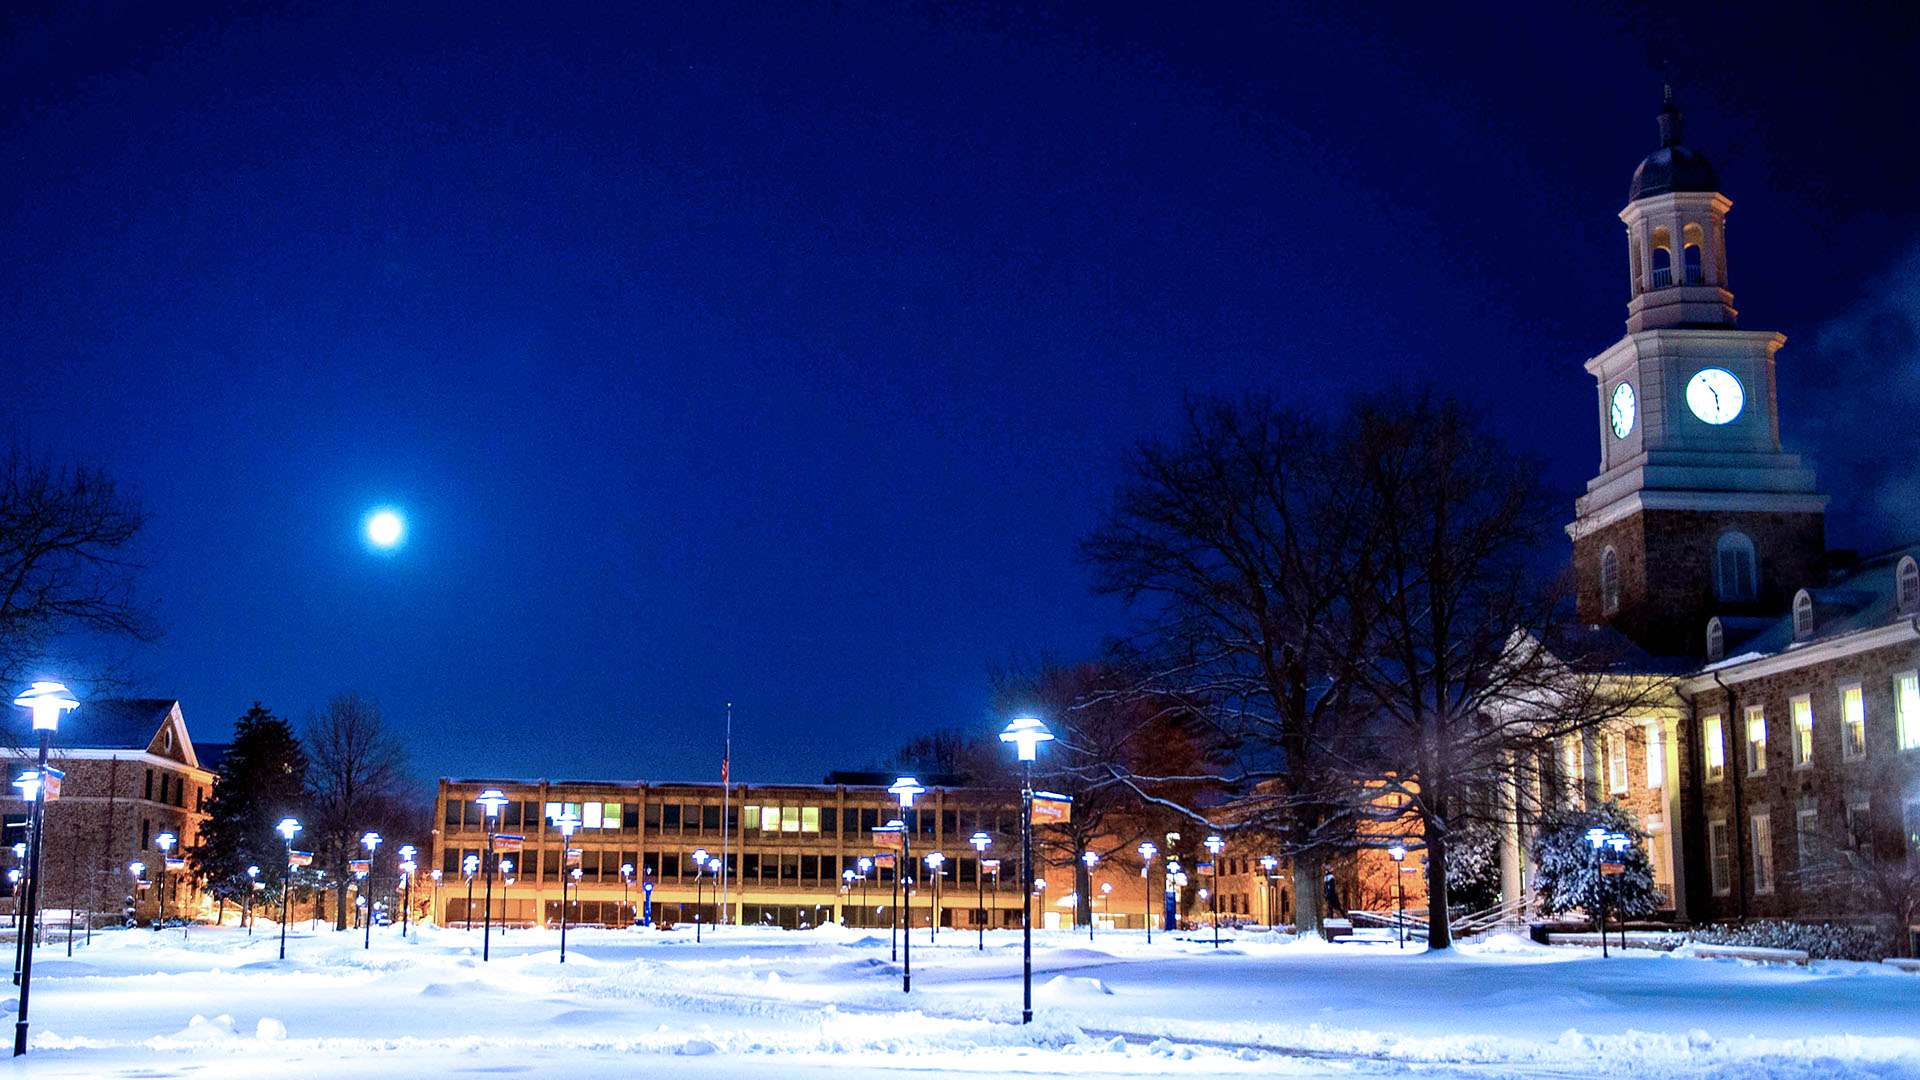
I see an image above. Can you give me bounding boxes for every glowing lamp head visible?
[555,813,580,838]
[366,510,405,549]
[1261,855,1278,871]
[692,848,709,864]
[569,867,582,882]
[499,858,514,874]
[475,789,509,820]
[888,775,925,809]
[1607,832,1632,852]
[247,865,260,878]
[842,869,856,883]
[402,859,417,875]
[11,843,25,858]
[857,857,873,873]
[277,818,302,842]
[1204,834,1224,855]
[707,857,722,871]
[398,844,416,860]
[1082,850,1099,867]
[925,851,945,868]
[155,831,176,853]
[361,831,383,852]
[1101,883,1112,895]
[998,716,1053,762]
[1585,826,1608,850]
[431,869,444,884]
[10,773,42,802]
[13,681,78,733]
[462,854,480,875]
[970,831,991,852]
[128,861,145,877]
[1387,844,1406,863]
[621,863,634,879]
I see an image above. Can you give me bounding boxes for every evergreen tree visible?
[1529,801,1664,920]
[189,703,310,911]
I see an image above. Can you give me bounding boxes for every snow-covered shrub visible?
[1445,817,1502,913]
[1528,801,1664,918]
[1686,921,1892,961]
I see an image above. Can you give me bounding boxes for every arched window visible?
[1792,589,1814,640]
[1682,224,1706,285]
[1898,556,1920,614]
[1600,547,1621,616]
[1715,532,1757,602]
[1650,227,1674,288]
[1706,617,1725,662]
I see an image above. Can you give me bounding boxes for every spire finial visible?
[1656,70,1683,148]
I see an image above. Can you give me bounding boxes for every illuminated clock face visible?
[1609,382,1636,439]
[1685,368,1745,425]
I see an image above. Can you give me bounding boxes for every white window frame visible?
[1846,798,1872,859]
[1897,671,1920,752]
[1790,693,1814,769]
[1745,705,1768,776]
[1643,722,1665,789]
[1703,715,1725,782]
[1796,806,1819,869]
[1899,556,1919,614]
[1707,819,1731,896]
[1792,590,1814,640]
[1607,732,1629,794]
[1751,812,1774,895]
[1840,683,1866,762]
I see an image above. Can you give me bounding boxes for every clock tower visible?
[1568,88,1826,656]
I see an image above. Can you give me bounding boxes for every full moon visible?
[367,510,405,548]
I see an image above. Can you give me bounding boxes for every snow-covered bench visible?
[1544,931,1675,951]
[1682,944,1809,966]
[1881,957,1920,973]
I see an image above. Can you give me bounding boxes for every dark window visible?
[141,819,150,849]
[662,804,680,830]
[781,854,798,881]
[1683,243,1703,284]
[445,800,459,826]
[742,853,760,882]
[625,806,641,830]
[662,853,681,879]
[642,852,660,878]
[725,806,739,831]
[702,805,721,832]
[644,803,662,830]
[443,849,458,875]
[196,787,205,812]
[800,855,819,881]
[843,808,859,834]
[959,858,976,883]
[1651,246,1673,288]
[941,810,956,836]
[821,810,837,835]
[860,808,879,833]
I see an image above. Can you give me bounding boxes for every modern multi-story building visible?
[433,774,1054,931]
[1,698,217,922]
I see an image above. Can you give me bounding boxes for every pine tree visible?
[1529,801,1664,919]
[189,703,310,910]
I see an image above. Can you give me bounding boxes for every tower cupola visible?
[1620,87,1736,332]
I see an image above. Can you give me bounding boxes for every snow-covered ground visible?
[5,920,1918,1078]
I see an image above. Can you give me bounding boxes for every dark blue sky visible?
[4,2,1916,784]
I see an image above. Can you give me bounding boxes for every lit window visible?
[1899,557,1920,614]
[583,802,603,829]
[545,801,560,823]
[1703,715,1725,782]
[1608,733,1628,794]
[605,802,623,828]
[1899,672,1920,752]
[1716,533,1757,602]
[1841,684,1866,761]
[781,806,800,833]
[1600,547,1620,616]
[1644,723,1665,788]
[1792,591,1814,640]
[1562,737,1584,789]
[1745,706,1767,775]
[1707,820,1731,895]
[761,806,781,832]
[801,807,821,833]
[1791,694,1814,768]
[1751,812,1774,894]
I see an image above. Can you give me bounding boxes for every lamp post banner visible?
[288,851,314,867]
[349,860,371,875]
[492,834,524,852]
[873,831,902,850]
[1030,794,1071,823]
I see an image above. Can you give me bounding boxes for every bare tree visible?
[1081,396,1375,934]
[306,693,410,929]
[0,445,154,688]
[1336,395,1669,948]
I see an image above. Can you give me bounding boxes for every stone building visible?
[1545,89,1919,945]
[2,699,217,922]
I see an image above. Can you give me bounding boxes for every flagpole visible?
[721,702,732,926]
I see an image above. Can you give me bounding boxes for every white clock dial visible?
[1610,382,1636,439]
[1685,368,1745,425]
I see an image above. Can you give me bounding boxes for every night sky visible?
[4,2,1916,786]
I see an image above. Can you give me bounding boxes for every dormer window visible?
[1792,589,1814,641]
[1897,556,1919,614]
[1600,546,1621,616]
[1715,532,1757,602]
[1706,617,1724,662]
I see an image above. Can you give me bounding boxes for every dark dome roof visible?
[1627,89,1720,202]
[1629,144,1720,201]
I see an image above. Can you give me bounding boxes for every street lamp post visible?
[154,832,177,927]
[840,868,856,924]
[397,845,416,939]
[461,854,480,930]
[11,682,75,1058]
[620,863,634,926]
[360,832,382,950]
[1137,842,1157,943]
[1100,883,1112,929]
[127,863,145,931]
[1203,835,1225,948]
[889,777,925,994]
[1080,850,1100,941]
[475,789,509,962]
[999,716,1053,1025]
[276,818,302,960]
[554,811,581,961]
[245,865,260,933]
[1387,845,1407,948]
[969,832,991,950]
[858,857,873,929]
[692,848,710,943]
[879,824,903,959]
[1585,828,1633,958]
[1259,856,1278,929]
[498,860,514,935]
[924,851,945,943]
